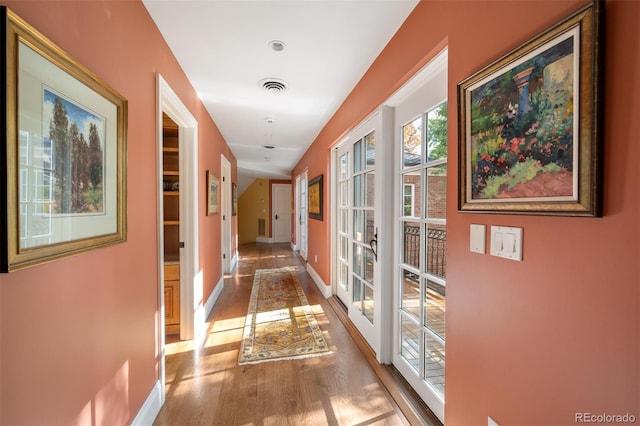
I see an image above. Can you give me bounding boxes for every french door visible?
[334,110,392,358]
[332,50,447,420]
[394,101,447,422]
[296,172,308,260]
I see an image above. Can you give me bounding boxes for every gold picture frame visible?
[457,1,603,216]
[308,174,323,221]
[1,7,128,272]
[207,171,219,215]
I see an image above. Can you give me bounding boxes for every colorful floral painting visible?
[468,32,577,201]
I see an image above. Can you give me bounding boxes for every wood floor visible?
[153,243,441,426]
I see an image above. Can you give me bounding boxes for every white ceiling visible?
[142,0,419,194]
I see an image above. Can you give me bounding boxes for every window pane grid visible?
[397,102,447,402]
[350,131,375,324]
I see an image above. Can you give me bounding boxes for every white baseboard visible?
[256,236,273,243]
[205,276,225,320]
[131,380,162,426]
[230,253,238,272]
[306,263,332,298]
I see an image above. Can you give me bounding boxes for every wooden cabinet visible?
[164,263,180,336]
[163,113,180,336]
[163,117,180,262]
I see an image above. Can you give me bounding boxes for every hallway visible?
[153,243,439,425]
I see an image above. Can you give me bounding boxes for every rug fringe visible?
[239,350,333,366]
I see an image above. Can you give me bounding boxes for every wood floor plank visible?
[153,243,439,426]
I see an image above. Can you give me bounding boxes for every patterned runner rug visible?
[238,267,331,365]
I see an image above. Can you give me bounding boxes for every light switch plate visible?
[488,416,500,426]
[470,224,486,254]
[490,225,523,261]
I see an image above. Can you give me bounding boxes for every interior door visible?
[272,183,292,243]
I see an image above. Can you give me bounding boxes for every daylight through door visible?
[334,112,383,354]
[395,102,447,421]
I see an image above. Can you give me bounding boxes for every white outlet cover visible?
[470,224,486,254]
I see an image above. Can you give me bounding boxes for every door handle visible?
[275,214,279,220]
[369,228,378,262]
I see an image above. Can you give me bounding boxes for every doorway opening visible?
[161,113,181,340]
[156,74,199,406]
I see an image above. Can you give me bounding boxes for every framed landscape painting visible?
[308,174,323,221]
[207,171,219,215]
[458,1,603,216]
[1,7,127,272]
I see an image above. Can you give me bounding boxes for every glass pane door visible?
[336,148,351,306]
[352,132,376,323]
[395,102,447,421]
[334,113,383,354]
[299,172,308,260]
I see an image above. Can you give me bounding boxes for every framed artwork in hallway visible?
[207,171,219,215]
[457,0,603,217]
[308,174,323,221]
[0,7,128,272]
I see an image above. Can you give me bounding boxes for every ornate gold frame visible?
[1,7,128,271]
[457,1,603,216]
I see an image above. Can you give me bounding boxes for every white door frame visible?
[221,155,233,273]
[156,74,200,404]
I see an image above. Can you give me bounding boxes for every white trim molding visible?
[131,380,162,426]
[306,263,332,298]
[230,252,238,272]
[205,276,225,321]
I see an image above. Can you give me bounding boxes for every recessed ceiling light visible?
[268,40,286,52]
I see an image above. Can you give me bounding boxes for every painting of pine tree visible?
[44,89,105,214]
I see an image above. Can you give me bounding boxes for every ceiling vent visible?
[259,78,287,93]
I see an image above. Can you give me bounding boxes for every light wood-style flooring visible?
[153,243,441,426]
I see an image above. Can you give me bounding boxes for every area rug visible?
[238,267,331,365]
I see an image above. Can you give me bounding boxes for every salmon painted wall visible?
[293,0,639,423]
[0,1,236,424]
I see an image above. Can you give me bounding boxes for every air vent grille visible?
[259,78,287,93]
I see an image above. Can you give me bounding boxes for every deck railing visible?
[403,223,446,279]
